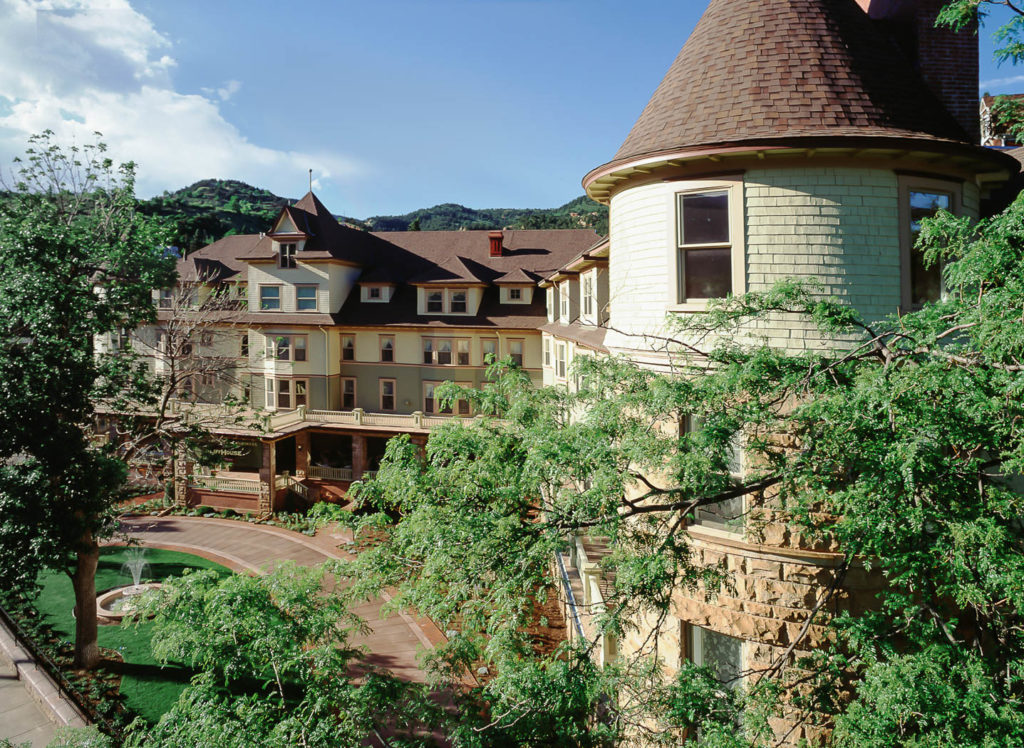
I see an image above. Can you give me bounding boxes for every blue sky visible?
[0,1,1020,217]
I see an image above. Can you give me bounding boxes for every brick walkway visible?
[116,515,443,683]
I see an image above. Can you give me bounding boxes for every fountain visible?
[95,548,162,623]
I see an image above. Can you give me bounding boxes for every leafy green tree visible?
[331,180,1024,743]
[0,132,175,668]
[125,563,437,747]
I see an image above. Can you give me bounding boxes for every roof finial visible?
[308,168,313,193]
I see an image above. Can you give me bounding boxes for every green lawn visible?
[35,546,230,724]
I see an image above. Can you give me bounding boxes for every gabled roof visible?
[176,234,261,282]
[243,191,395,265]
[608,0,971,168]
[493,267,541,285]
[408,255,490,285]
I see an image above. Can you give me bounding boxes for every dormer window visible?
[449,290,467,314]
[509,288,522,301]
[427,291,444,313]
[279,243,297,269]
[368,287,382,300]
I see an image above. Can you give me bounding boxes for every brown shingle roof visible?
[176,235,259,282]
[408,255,489,285]
[610,0,971,167]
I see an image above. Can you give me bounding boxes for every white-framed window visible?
[449,290,468,314]
[546,287,556,321]
[265,378,307,410]
[509,288,522,301]
[899,176,961,308]
[379,379,396,411]
[689,625,744,692]
[481,338,497,364]
[380,335,395,362]
[266,335,307,362]
[673,180,744,306]
[508,339,524,367]
[341,377,356,409]
[279,242,297,269]
[296,285,318,312]
[544,337,551,367]
[158,289,173,309]
[240,334,249,359]
[582,272,594,319]
[368,286,382,300]
[559,282,570,321]
[556,342,567,379]
[457,339,470,366]
[426,290,444,313]
[341,335,355,362]
[677,189,732,301]
[259,285,281,311]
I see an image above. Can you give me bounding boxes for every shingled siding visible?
[744,167,900,351]
[605,181,676,349]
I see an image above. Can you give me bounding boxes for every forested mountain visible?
[140,179,608,253]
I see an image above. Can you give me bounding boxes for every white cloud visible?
[202,79,242,102]
[979,73,1024,92]
[0,0,361,197]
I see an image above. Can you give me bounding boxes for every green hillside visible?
[142,179,608,253]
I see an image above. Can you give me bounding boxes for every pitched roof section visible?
[408,255,490,285]
[493,267,541,285]
[611,0,970,166]
[176,234,262,282]
[244,191,395,265]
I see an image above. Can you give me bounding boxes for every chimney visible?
[857,0,979,143]
[488,230,504,258]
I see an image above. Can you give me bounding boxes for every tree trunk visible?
[72,530,101,670]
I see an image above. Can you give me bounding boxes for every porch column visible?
[352,434,367,479]
[259,438,276,515]
[295,430,311,479]
[172,442,192,507]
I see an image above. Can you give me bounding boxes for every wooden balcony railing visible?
[307,465,354,481]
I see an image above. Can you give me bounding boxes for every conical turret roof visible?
[610,0,969,166]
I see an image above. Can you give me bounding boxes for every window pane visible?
[680,191,729,245]
[423,339,433,364]
[295,380,307,406]
[909,191,950,305]
[693,627,743,689]
[427,291,443,312]
[297,287,317,311]
[381,338,394,362]
[294,338,306,361]
[451,291,467,313]
[276,337,290,361]
[683,248,732,299]
[260,287,280,310]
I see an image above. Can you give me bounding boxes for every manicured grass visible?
[34,547,230,724]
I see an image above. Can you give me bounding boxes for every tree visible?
[125,563,438,747]
[329,183,1024,743]
[0,132,175,669]
[102,271,255,504]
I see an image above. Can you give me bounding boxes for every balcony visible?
[264,406,476,436]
